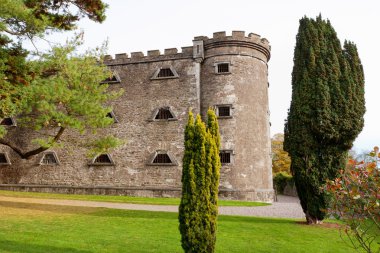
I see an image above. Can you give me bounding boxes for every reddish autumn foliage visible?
[325,160,380,252]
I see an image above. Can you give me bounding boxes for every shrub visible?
[325,164,380,253]
[178,109,221,253]
[273,172,293,194]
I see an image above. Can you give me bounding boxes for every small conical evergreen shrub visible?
[179,109,221,253]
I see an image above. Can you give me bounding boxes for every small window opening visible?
[151,67,179,79]
[148,151,177,166]
[100,72,120,84]
[217,63,230,73]
[155,108,174,120]
[153,153,172,164]
[219,151,231,164]
[218,106,231,117]
[157,68,175,78]
[0,117,15,126]
[106,111,118,123]
[0,153,10,164]
[93,154,113,165]
[41,153,58,165]
[103,76,118,82]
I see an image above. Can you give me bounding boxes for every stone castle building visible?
[0,31,274,202]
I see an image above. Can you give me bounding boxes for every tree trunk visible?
[306,212,323,225]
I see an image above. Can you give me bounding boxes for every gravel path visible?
[0,195,305,219]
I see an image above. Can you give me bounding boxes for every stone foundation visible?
[0,184,274,202]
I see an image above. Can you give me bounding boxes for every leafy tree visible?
[0,0,122,158]
[179,109,221,253]
[284,15,365,224]
[271,133,291,174]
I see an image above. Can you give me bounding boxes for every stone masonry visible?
[0,31,274,202]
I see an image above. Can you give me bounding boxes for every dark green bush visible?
[273,172,293,194]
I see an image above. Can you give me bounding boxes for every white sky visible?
[42,0,379,152]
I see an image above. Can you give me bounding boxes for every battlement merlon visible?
[103,31,271,65]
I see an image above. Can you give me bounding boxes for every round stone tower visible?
[194,31,273,202]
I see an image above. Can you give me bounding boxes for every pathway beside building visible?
[0,195,304,219]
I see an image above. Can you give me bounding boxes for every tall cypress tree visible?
[284,15,365,224]
[179,109,221,253]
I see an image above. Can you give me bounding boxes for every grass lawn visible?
[0,190,268,207]
[0,200,360,253]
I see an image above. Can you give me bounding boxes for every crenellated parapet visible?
[194,31,271,61]
[104,31,270,65]
[104,46,194,65]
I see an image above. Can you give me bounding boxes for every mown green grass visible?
[0,190,269,206]
[0,200,360,253]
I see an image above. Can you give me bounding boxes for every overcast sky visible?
[44,0,379,152]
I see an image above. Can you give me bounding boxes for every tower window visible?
[218,106,231,117]
[219,151,232,164]
[216,105,232,118]
[90,154,115,166]
[40,152,59,165]
[0,117,16,126]
[0,153,11,165]
[215,63,230,73]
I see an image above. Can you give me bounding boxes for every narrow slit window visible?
[217,63,230,73]
[0,117,16,126]
[155,108,174,120]
[153,153,172,164]
[40,152,59,165]
[0,153,10,165]
[219,151,231,164]
[157,68,175,78]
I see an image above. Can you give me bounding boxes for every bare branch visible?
[0,127,65,159]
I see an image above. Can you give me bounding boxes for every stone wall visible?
[0,31,274,202]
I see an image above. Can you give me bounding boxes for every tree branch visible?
[2,28,24,36]
[0,127,65,159]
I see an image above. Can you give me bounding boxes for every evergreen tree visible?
[284,15,365,224]
[179,109,221,253]
[0,0,122,158]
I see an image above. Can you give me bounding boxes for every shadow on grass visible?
[218,215,298,225]
[0,201,97,215]
[0,240,92,253]
[0,200,178,219]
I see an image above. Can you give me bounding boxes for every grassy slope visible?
[0,190,269,207]
[0,201,360,253]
